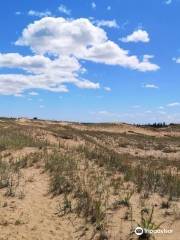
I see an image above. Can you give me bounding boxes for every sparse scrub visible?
[75,175,109,231]
[0,126,48,151]
[77,142,180,199]
[15,152,44,168]
[0,158,21,197]
[44,150,109,233]
[44,151,77,195]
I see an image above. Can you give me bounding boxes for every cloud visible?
[91,2,96,9]
[104,87,111,91]
[144,84,159,89]
[0,53,50,72]
[173,57,180,63]
[58,4,71,15]
[83,41,158,71]
[16,17,106,56]
[167,102,180,107]
[94,19,119,28]
[15,17,158,72]
[0,53,99,95]
[73,79,100,89]
[121,29,150,43]
[0,17,159,96]
[165,0,172,5]
[28,10,52,18]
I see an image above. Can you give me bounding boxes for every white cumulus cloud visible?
[0,53,99,95]
[121,29,150,43]
[0,17,159,96]
[15,17,158,72]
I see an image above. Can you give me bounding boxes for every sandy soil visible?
[0,167,94,240]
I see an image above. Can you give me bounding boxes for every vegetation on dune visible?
[0,118,180,239]
[44,150,109,233]
[0,158,21,197]
[0,125,49,151]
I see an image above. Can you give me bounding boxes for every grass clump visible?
[0,158,21,197]
[44,151,77,196]
[44,151,109,234]
[137,206,164,239]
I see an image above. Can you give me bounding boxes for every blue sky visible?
[0,0,180,123]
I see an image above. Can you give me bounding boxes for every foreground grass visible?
[44,151,109,234]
